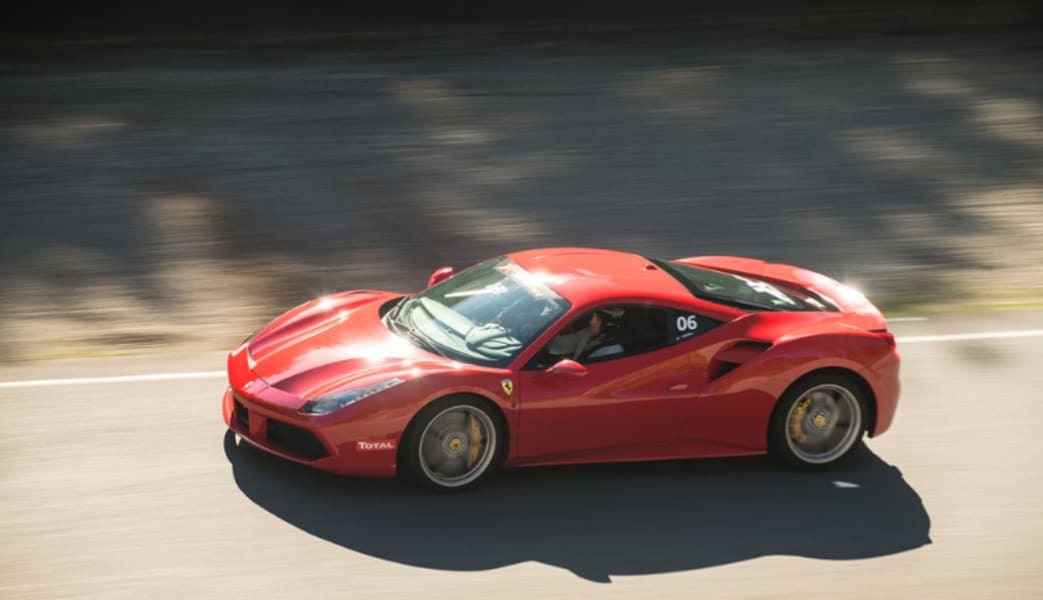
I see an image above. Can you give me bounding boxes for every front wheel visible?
[769,374,867,470]
[402,397,502,491]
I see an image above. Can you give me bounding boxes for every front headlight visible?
[299,378,406,415]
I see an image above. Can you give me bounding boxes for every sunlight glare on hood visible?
[360,336,414,363]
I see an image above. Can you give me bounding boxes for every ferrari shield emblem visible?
[501,379,514,396]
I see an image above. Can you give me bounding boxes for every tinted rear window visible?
[651,259,835,312]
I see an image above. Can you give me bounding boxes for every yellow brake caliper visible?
[789,397,810,443]
[466,414,484,469]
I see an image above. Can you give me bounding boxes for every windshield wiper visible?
[403,326,446,357]
[390,300,447,357]
[388,296,410,325]
[385,297,421,334]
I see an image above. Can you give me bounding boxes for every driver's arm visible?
[570,329,593,360]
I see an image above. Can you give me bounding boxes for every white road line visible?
[887,317,929,322]
[1,328,1043,389]
[0,371,225,389]
[896,329,1043,344]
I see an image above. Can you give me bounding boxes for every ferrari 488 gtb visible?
[223,248,899,490]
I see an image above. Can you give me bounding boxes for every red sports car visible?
[223,248,900,491]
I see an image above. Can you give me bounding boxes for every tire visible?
[769,373,868,470]
[402,396,503,491]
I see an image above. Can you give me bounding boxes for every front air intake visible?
[266,419,330,461]
[233,397,249,429]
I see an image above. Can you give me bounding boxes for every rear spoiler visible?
[674,256,886,329]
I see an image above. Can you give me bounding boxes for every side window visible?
[526,304,672,368]
[606,304,670,359]
[526,305,724,370]
[671,310,722,343]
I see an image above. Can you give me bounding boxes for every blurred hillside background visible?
[2,1,1041,360]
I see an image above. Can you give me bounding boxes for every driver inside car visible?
[548,307,624,361]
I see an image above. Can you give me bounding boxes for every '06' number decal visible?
[676,315,699,332]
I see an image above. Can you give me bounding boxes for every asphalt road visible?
[2,309,1042,598]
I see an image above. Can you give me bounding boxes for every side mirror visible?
[427,266,454,288]
[544,359,588,378]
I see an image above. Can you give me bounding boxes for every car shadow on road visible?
[223,431,930,582]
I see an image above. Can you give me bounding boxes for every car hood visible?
[246,291,448,399]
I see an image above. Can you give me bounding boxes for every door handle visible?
[668,383,688,392]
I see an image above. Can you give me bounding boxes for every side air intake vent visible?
[709,341,772,380]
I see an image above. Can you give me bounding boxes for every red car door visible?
[516,347,697,461]
[515,303,706,461]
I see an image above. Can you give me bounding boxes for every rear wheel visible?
[770,374,867,470]
[403,397,502,491]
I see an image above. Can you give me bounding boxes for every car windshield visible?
[388,257,571,366]
[651,258,835,312]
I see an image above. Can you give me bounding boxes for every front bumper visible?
[222,347,401,477]
[223,387,340,470]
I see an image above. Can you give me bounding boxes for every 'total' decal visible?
[356,440,396,452]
